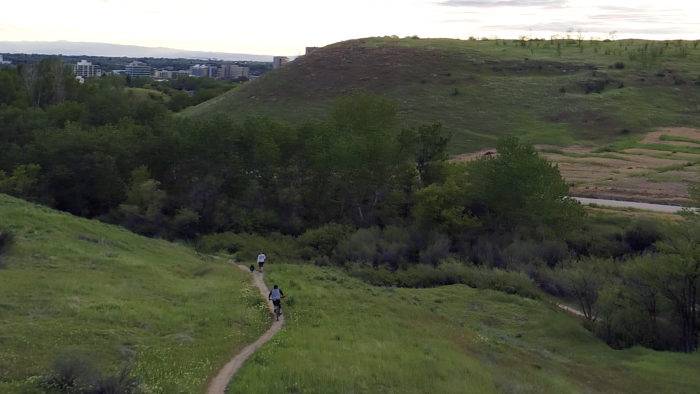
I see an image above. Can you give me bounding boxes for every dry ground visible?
[455,128,700,205]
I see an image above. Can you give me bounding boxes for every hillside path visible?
[207,264,284,394]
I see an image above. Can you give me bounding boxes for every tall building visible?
[218,63,250,80]
[153,69,174,79]
[125,61,152,78]
[272,56,289,69]
[189,64,209,77]
[74,60,101,78]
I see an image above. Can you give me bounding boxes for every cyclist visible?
[268,285,284,320]
[257,252,267,272]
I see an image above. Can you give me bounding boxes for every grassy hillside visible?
[184,37,700,154]
[230,264,700,393]
[0,194,269,393]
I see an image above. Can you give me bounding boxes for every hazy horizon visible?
[2,0,699,56]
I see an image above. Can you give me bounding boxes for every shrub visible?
[41,351,141,393]
[613,62,625,69]
[348,260,541,299]
[623,219,661,252]
[0,228,13,267]
[196,232,300,261]
[41,351,100,392]
[333,226,414,268]
[299,223,354,257]
[94,367,141,394]
[418,234,450,266]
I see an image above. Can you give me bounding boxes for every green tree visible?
[0,164,42,200]
[467,136,583,232]
[654,220,700,352]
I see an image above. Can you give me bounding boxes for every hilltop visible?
[184,37,700,154]
[0,194,269,393]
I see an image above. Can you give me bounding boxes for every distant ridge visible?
[0,40,274,62]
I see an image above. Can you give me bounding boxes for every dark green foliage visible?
[467,136,583,231]
[298,223,354,257]
[196,232,300,261]
[623,219,662,252]
[348,260,541,299]
[0,227,13,267]
[40,351,141,394]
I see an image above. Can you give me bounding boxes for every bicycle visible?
[273,301,282,321]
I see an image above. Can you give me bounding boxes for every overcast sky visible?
[1,0,698,55]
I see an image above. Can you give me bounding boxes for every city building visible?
[218,63,250,80]
[189,64,209,77]
[175,70,190,78]
[0,55,11,65]
[272,56,289,69]
[74,60,101,78]
[153,69,174,79]
[125,61,152,78]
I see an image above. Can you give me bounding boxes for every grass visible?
[183,37,700,154]
[229,264,700,393]
[0,194,269,393]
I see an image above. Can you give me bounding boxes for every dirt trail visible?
[207,265,284,394]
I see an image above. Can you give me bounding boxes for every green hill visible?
[183,37,700,154]
[0,194,268,393]
[231,264,700,393]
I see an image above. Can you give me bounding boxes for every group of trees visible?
[1,58,698,353]
[557,219,699,352]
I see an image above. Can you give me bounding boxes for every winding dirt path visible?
[207,265,284,394]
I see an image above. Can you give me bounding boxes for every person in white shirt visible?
[257,252,267,272]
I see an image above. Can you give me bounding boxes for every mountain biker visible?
[257,252,266,272]
[268,285,284,320]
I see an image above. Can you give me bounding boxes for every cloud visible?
[485,20,690,36]
[440,0,566,7]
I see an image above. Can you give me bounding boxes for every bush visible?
[0,228,13,267]
[418,234,451,266]
[196,232,300,261]
[41,351,141,393]
[623,219,661,252]
[41,351,100,392]
[348,260,541,299]
[299,223,354,257]
[613,62,625,69]
[333,226,414,268]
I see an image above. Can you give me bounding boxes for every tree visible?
[0,164,42,200]
[115,166,168,236]
[467,136,583,232]
[654,220,700,352]
[560,258,607,322]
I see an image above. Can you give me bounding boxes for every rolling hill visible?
[0,194,269,393]
[229,264,700,393]
[184,37,700,154]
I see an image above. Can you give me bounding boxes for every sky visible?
[1,0,698,55]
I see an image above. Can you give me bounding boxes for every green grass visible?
[0,194,269,393]
[183,37,700,154]
[126,87,170,102]
[229,264,700,393]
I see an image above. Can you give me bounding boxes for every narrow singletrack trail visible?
[207,264,284,394]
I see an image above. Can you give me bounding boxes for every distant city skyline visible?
[2,0,698,56]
